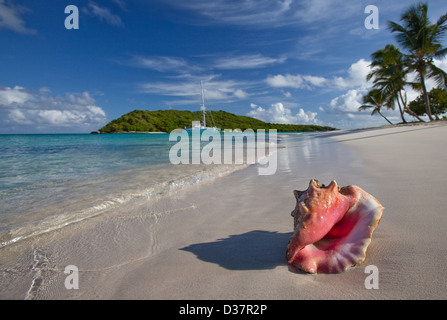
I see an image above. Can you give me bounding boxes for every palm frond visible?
[427,63,447,88]
[434,47,447,58]
[358,104,373,112]
[436,13,447,37]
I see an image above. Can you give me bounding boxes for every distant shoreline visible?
[91,120,447,135]
[91,131,167,134]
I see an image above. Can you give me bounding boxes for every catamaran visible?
[185,81,220,132]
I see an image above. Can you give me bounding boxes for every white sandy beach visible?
[0,122,446,300]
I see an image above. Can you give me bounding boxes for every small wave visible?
[0,162,251,249]
[24,249,51,300]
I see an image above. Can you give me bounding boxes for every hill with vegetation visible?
[98,109,336,133]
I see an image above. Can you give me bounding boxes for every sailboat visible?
[185,81,220,132]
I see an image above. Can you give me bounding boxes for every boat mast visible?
[201,80,206,127]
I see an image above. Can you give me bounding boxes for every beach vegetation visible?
[363,2,447,124]
[388,2,447,121]
[409,87,447,119]
[99,109,336,133]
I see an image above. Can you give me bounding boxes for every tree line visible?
[359,2,447,124]
[99,109,335,133]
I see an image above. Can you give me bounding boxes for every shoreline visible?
[311,119,447,137]
[91,131,168,134]
[1,122,446,299]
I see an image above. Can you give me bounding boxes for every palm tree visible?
[359,89,394,125]
[388,2,447,121]
[367,44,409,123]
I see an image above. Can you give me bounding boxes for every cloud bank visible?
[248,102,320,125]
[0,86,107,133]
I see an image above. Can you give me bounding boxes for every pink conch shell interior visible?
[286,179,384,274]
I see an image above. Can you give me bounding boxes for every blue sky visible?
[1,0,446,133]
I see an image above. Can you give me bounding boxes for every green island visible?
[97,109,336,133]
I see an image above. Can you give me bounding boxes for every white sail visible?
[186,81,220,132]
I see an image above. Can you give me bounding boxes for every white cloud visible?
[83,1,123,26]
[130,53,285,73]
[66,91,96,106]
[329,89,365,114]
[331,59,372,90]
[233,89,249,99]
[162,0,295,27]
[265,59,371,91]
[111,0,127,11]
[9,108,31,124]
[139,74,252,104]
[0,86,107,132]
[140,81,202,97]
[293,0,361,25]
[266,74,304,89]
[213,54,286,69]
[0,0,35,34]
[160,0,366,28]
[265,74,327,90]
[130,55,198,73]
[303,75,328,87]
[0,85,34,105]
[282,90,292,98]
[247,102,320,125]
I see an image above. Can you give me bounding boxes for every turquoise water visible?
[0,133,179,246]
[0,132,278,247]
[0,133,171,192]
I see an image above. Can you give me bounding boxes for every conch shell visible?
[286,179,384,274]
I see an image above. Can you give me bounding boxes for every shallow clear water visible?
[0,133,170,191]
[0,132,281,246]
[0,134,174,245]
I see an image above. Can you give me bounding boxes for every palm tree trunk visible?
[377,110,393,125]
[399,90,425,122]
[419,69,434,121]
[404,108,426,122]
[395,94,407,123]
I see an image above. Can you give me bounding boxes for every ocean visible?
[0,132,278,247]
